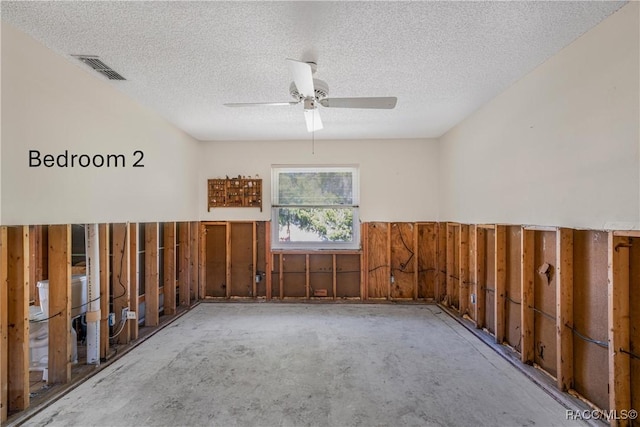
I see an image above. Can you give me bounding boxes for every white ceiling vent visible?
[72,55,126,80]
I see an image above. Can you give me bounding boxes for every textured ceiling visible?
[1,1,627,141]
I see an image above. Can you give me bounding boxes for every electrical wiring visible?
[530,306,555,321]
[111,228,128,302]
[564,324,608,349]
[620,348,640,360]
[29,311,62,323]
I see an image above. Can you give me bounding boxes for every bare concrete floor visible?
[23,304,585,427]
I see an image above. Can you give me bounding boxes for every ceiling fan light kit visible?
[224,58,397,132]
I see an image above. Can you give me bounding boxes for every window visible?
[272,165,360,250]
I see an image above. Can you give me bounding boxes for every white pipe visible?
[85,224,100,365]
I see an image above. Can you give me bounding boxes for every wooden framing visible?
[98,224,110,360]
[252,222,258,298]
[225,223,231,299]
[494,225,507,344]
[189,222,199,301]
[608,233,631,426]
[521,228,535,364]
[475,227,486,328]
[48,224,72,384]
[265,221,272,300]
[178,222,190,306]
[145,223,159,327]
[556,228,574,391]
[459,224,469,314]
[129,223,139,340]
[305,254,310,299]
[111,223,130,345]
[361,223,369,300]
[163,223,177,315]
[7,226,29,410]
[446,223,456,307]
[436,223,447,302]
[332,255,338,300]
[1,227,9,421]
[387,224,392,300]
[199,223,207,300]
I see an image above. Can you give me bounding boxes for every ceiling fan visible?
[224,59,397,132]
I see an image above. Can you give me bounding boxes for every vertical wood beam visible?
[111,224,130,344]
[476,227,486,329]
[98,224,110,360]
[225,222,231,299]
[129,223,139,340]
[387,224,392,300]
[446,224,454,307]
[199,223,207,300]
[189,222,199,302]
[145,223,159,327]
[265,222,272,300]
[163,223,176,315]
[475,227,487,329]
[495,225,507,344]
[0,227,9,421]
[361,222,368,301]
[279,254,284,300]
[305,254,310,299]
[48,224,71,384]
[252,222,257,299]
[608,234,631,426]
[521,228,535,364]
[459,224,469,314]
[332,254,337,301]
[178,222,190,306]
[437,223,447,303]
[556,228,574,391]
[7,226,29,410]
[414,223,419,300]
[469,225,478,319]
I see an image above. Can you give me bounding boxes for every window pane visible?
[277,171,353,206]
[278,207,354,243]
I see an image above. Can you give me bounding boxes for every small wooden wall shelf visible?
[208,178,262,212]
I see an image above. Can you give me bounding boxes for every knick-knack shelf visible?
[208,177,262,212]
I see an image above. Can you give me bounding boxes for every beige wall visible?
[439,2,640,229]
[1,23,200,225]
[199,138,440,222]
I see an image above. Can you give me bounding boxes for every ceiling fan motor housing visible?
[290,78,329,102]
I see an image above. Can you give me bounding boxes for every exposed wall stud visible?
[556,228,574,391]
[48,224,71,384]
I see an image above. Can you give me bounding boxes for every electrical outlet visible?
[126,311,137,320]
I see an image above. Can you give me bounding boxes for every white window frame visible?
[271,165,360,250]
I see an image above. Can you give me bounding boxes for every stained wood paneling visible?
[417,223,437,300]
[230,223,254,297]
[204,224,226,297]
[282,254,306,298]
[390,223,415,299]
[367,223,389,299]
[336,254,360,298]
[309,254,333,298]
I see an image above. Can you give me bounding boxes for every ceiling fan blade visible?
[224,101,298,107]
[304,108,323,132]
[319,97,397,109]
[286,58,315,98]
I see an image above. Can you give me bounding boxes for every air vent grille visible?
[72,55,126,80]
